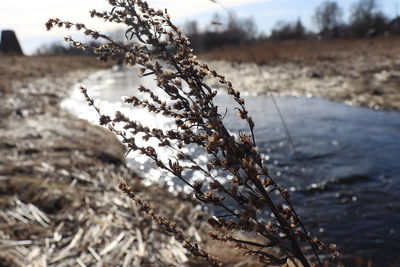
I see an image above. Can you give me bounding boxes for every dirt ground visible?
[0,56,268,266]
[201,36,400,111]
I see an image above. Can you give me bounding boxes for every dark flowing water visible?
[63,68,400,265]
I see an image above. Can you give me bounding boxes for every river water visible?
[63,67,400,265]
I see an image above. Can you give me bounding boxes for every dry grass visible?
[0,55,110,93]
[200,36,400,111]
[200,36,400,65]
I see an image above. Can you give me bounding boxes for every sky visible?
[1,0,399,54]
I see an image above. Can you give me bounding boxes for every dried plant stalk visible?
[47,0,340,265]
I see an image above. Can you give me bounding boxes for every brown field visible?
[0,56,110,93]
[201,36,400,110]
[201,36,400,64]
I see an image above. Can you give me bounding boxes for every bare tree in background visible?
[184,20,201,50]
[184,20,199,36]
[240,17,258,42]
[352,0,379,22]
[271,19,306,40]
[211,13,223,32]
[224,11,257,43]
[295,18,306,39]
[313,0,343,38]
[350,0,388,37]
[183,12,258,51]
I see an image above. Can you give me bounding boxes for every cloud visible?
[1,1,111,39]
[1,0,272,38]
[1,0,272,53]
[150,0,272,18]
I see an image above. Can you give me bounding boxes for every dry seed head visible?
[48,0,337,265]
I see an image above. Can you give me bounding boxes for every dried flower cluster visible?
[47,0,339,265]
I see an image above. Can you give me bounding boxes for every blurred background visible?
[1,0,400,54]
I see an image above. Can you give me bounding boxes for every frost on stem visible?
[47,0,340,265]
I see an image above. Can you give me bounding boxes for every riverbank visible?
[0,56,261,266]
[201,36,400,111]
[2,55,389,266]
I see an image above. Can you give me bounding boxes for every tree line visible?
[183,12,258,52]
[185,0,400,51]
[36,0,399,55]
[273,0,400,40]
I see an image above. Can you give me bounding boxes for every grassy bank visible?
[0,56,111,94]
[200,36,400,64]
[201,36,400,111]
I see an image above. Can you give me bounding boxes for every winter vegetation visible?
[45,0,341,265]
